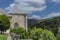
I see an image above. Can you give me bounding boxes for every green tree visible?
[0,15,10,34]
[40,30,56,40]
[56,27,60,40]
[30,28,56,40]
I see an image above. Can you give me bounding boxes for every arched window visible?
[14,23,19,29]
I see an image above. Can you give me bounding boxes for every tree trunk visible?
[1,31,3,34]
[1,31,4,34]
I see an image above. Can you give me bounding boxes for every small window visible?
[14,23,19,29]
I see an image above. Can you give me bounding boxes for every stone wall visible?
[9,14,27,30]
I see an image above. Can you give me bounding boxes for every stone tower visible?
[9,13,27,30]
[8,5,28,30]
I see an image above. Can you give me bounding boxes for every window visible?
[14,23,19,29]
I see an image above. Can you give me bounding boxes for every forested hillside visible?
[28,19,41,28]
[31,16,60,35]
[28,16,60,34]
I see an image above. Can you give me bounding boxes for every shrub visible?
[10,27,29,39]
[10,27,56,40]
[29,28,43,40]
[30,28,56,40]
[10,29,17,34]
[16,27,28,39]
[40,30,56,40]
[56,27,60,40]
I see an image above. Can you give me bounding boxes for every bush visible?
[56,27,60,40]
[10,27,56,40]
[16,27,28,39]
[30,28,56,40]
[29,28,43,40]
[10,29,17,34]
[10,27,29,39]
[40,30,56,40]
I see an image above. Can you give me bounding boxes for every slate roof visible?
[8,5,27,15]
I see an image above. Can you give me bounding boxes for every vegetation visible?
[10,27,56,40]
[10,27,29,39]
[56,27,60,40]
[0,34,8,40]
[0,15,10,34]
[32,16,60,35]
[28,19,40,28]
[29,28,56,40]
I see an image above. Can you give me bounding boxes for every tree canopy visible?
[0,15,10,34]
[30,28,56,40]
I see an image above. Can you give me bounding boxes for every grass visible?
[0,34,8,40]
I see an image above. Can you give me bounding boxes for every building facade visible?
[9,13,28,30]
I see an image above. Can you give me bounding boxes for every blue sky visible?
[0,0,60,19]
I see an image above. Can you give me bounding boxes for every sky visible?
[0,0,60,19]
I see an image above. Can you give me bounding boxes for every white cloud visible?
[10,3,16,7]
[52,0,60,3]
[29,15,41,19]
[15,0,46,13]
[5,7,9,10]
[5,0,46,14]
[45,12,60,19]
[15,0,46,4]
[5,3,15,10]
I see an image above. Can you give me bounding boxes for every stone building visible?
[0,6,28,33]
[8,13,28,30]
